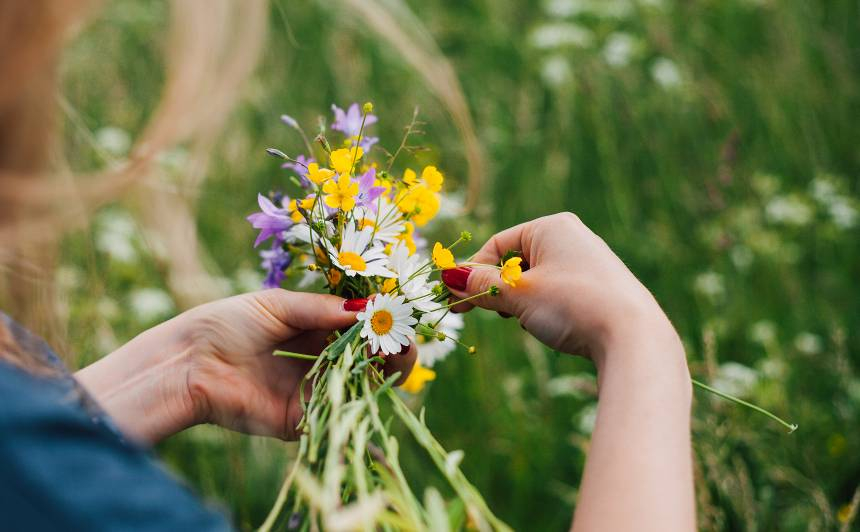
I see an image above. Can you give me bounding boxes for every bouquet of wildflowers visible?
[247,103,517,531]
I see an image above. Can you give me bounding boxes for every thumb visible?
[252,289,357,332]
[442,266,518,315]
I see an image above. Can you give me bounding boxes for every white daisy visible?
[357,294,417,355]
[387,242,438,312]
[324,224,395,278]
[417,309,464,367]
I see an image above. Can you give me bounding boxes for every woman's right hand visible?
[442,212,678,363]
[445,213,695,532]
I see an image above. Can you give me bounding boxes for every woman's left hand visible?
[76,290,416,444]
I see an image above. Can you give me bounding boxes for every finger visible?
[445,264,527,315]
[253,289,357,332]
[469,220,535,266]
[381,342,417,386]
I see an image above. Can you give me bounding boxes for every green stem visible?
[692,378,798,433]
[273,350,319,361]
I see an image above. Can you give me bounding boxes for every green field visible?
[58,0,859,530]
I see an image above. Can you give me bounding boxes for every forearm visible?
[572,315,695,532]
[75,322,197,445]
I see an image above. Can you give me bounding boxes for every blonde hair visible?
[0,0,485,370]
[0,0,268,367]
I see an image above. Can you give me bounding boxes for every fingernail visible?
[497,311,512,319]
[441,266,472,292]
[343,298,368,312]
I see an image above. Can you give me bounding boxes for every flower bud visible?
[266,148,288,159]
[363,102,374,114]
[460,231,472,242]
[489,285,500,296]
[467,346,477,355]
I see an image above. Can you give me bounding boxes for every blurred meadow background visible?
[53,0,858,530]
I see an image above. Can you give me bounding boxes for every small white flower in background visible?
[603,32,637,67]
[730,245,754,271]
[543,0,588,17]
[693,271,725,301]
[357,293,417,355]
[749,320,777,345]
[417,310,464,367]
[95,126,131,157]
[765,195,813,226]
[546,374,594,399]
[712,362,759,399]
[540,55,574,88]
[530,22,594,49]
[651,57,683,88]
[758,358,787,379]
[129,288,175,322]
[829,197,858,229]
[577,403,598,434]
[794,332,823,355]
[811,175,839,204]
[95,209,138,263]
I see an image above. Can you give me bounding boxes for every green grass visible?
[58,0,859,530]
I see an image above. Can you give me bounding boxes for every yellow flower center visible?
[370,309,394,335]
[358,218,376,230]
[338,251,367,271]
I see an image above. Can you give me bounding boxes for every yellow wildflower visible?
[500,257,523,287]
[288,199,303,223]
[322,174,359,211]
[397,185,440,226]
[432,242,456,270]
[306,163,335,185]
[330,146,363,175]
[399,361,436,394]
[421,166,444,192]
[288,196,316,222]
[381,277,398,294]
[403,168,419,187]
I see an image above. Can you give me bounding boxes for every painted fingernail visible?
[343,298,368,312]
[441,266,472,292]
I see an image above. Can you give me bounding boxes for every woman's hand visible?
[444,213,696,532]
[76,290,415,444]
[443,212,677,364]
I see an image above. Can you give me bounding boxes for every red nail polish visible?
[343,298,368,312]
[441,266,472,292]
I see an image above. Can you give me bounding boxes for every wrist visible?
[592,304,691,404]
[76,326,200,444]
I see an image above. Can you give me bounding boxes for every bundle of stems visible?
[260,322,511,532]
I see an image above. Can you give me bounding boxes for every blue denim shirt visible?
[0,313,230,531]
